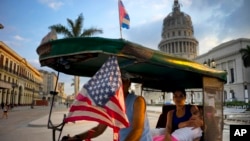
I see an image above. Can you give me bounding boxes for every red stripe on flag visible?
[119,0,126,24]
[104,87,129,127]
[69,105,110,120]
[75,93,92,105]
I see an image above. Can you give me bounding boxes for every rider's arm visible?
[123,96,146,141]
[164,110,173,141]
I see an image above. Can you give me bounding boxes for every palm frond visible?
[49,24,73,37]
[67,18,74,34]
[81,28,103,37]
[49,13,103,38]
[74,13,83,37]
[239,45,250,67]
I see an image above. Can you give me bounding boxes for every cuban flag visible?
[64,56,129,141]
[118,0,130,29]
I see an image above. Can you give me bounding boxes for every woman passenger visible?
[164,89,203,141]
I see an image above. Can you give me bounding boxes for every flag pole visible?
[118,0,123,39]
[120,26,123,39]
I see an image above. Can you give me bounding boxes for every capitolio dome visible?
[158,0,198,60]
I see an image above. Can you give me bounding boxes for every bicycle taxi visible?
[36,37,227,141]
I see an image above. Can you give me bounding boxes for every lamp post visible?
[11,83,17,109]
[244,81,248,103]
[31,88,35,109]
[190,91,194,104]
[203,58,216,68]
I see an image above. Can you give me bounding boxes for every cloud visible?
[29,59,43,69]
[126,20,162,50]
[38,0,64,10]
[182,0,249,55]
[13,35,26,41]
[198,36,220,55]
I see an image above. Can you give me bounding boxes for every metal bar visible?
[47,71,66,141]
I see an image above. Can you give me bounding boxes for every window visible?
[224,70,228,83]
[5,58,9,68]
[172,46,175,53]
[10,61,13,70]
[230,90,235,99]
[230,68,235,83]
[0,55,3,67]
[224,91,227,100]
[175,42,178,52]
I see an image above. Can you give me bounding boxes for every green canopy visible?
[36,37,227,91]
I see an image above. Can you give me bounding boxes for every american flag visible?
[64,56,129,140]
[118,0,130,29]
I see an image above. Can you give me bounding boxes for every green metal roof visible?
[36,37,227,91]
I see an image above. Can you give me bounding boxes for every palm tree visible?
[239,45,250,68]
[49,13,102,37]
[49,13,103,95]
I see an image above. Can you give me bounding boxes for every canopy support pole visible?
[47,71,66,141]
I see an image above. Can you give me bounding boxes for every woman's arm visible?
[123,96,146,141]
[178,105,203,129]
[164,110,173,141]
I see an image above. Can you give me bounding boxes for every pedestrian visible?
[2,104,9,119]
[1,102,4,110]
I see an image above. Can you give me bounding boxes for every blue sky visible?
[1,0,250,95]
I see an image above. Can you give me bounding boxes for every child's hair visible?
[191,106,202,119]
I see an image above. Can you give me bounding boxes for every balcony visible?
[0,80,12,89]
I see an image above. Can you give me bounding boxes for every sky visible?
[1,0,250,95]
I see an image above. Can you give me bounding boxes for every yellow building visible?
[0,41,42,106]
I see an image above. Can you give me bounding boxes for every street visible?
[0,106,66,141]
[0,105,231,141]
[0,106,160,141]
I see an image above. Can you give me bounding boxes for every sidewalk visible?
[23,105,232,141]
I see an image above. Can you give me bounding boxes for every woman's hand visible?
[188,116,203,129]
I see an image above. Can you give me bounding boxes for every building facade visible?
[158,0,198,60]
[57,82,67,104]
[0,41,43,106]
[39,70,57,100]
[73,76,80,96]
[39,70,67,105]
[195,38,250,103]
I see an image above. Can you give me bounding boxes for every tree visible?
[49,13,102,37]
[239,45,250,68]
[49,13,103,95]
